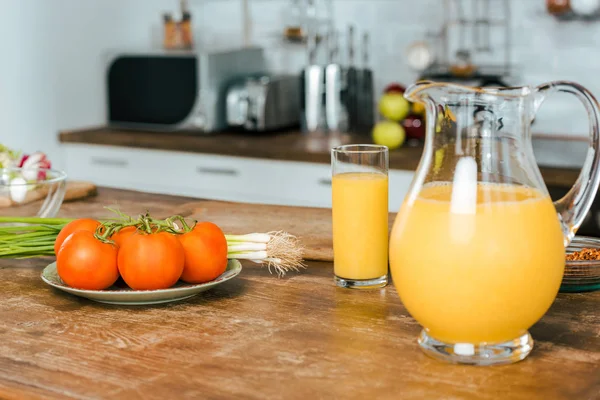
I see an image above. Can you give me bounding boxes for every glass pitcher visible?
[389,81,600,366]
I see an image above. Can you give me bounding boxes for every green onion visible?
[225,232,305,276]
[0,217,305,276]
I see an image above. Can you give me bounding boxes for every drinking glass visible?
[331,145,389,289]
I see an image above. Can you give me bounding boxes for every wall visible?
[0,0,167,168]
[0,0,598,168]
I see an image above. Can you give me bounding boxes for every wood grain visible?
[0,188,598,400]
[0,259,598,400]
[59,127,581,188]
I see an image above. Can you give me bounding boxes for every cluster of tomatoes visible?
[54,217,228,291]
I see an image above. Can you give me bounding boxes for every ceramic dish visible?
[41,259,242,305]
[561,236,600,293]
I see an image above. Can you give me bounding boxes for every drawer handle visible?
[319,178,332,186]
[90,157,128,167]
[197,167,239,176]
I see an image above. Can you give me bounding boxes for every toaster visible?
[225,74,301,131]
[106,47,266,133]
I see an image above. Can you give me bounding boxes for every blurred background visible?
[1,0,598,165]
[3,0,600,235]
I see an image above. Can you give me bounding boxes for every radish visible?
[20,152,51,181]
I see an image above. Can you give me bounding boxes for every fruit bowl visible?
[0,167,67,217]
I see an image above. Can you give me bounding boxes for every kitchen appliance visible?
[225,74,301,131]
[390,80,600,365]
[106,47,266,133]
[409,0,513,87]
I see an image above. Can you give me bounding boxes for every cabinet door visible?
[63,144,415,210]
[262,161,414,211]
[64,144,149,189]
[260,161,333,208]
[63,144,265,200]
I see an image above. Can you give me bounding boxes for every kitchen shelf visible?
[444,18,510,25]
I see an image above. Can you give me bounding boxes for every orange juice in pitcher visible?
[390,182,565,344]
[389,81,600,365]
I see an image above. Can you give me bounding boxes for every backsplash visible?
[2,0,600,167]
[214,0,600,137]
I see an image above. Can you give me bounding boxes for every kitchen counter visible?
[1,188,599,399]
[59,127,584,188]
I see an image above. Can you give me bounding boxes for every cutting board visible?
[63,181,97,202]
[173,201,397,262]
[0,181,97,208]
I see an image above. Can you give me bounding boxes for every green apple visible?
[434,147,445,173]
[378,93,410,121]
[372,121,406,150]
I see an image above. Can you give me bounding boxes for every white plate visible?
[41,260,242,305]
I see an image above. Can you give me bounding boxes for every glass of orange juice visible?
[331,145,389,289]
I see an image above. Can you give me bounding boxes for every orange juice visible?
[390,183,565,344]
[332,172,389,280]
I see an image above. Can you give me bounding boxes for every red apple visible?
[402,115,425,140]
[384,83,406,94]
[19,151,51,180]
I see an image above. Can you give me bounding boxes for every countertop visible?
[1,188,599,399]
[59,127,585,188]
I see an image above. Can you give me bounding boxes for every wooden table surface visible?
[59,127,582,188]
[1,189,599,400]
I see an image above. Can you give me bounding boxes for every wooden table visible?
[1,189,599,399]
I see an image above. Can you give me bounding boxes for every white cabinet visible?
[62,144,414,211]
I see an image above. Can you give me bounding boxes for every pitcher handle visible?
[534,81,600,246]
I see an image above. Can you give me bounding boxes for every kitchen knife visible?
[358,32,374,134]
[302,26,325,133]
[325,29,348,133]
[345,25,358,133]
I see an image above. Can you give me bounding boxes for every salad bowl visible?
[0,167,67,217]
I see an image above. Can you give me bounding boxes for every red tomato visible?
[117,231,184,290]
[110,226,137,248]
[56,230,119,290]
[178,222,228,284]
[54,218,101,256]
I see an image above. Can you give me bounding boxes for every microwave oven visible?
[106,47,266,133]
